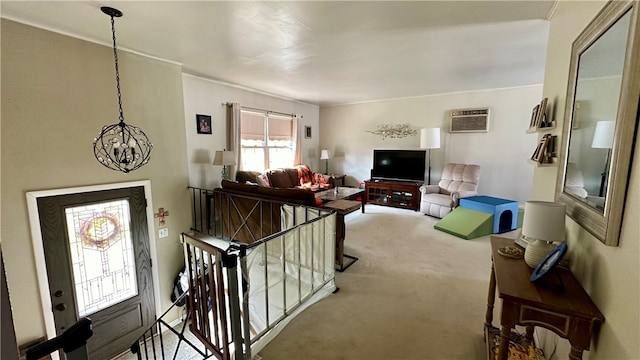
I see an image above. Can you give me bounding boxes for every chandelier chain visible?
[109,15,124,123]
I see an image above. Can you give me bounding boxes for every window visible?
[241,110,295,171]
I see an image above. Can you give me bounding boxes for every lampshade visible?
[420,128,441,149]
[522,201,566,242]
[320,149,330,160]
[212,150,236,166]
[591,121,615,149]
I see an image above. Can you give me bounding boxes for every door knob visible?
[55,303,67,311]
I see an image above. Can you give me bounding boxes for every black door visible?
[37,186,154,359]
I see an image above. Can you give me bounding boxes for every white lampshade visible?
[522,201,566,268]
[591,121,615,149]
[420,128,441,149]
[212,150,236,166]
[522,201,566,243]
[320,149,330,160]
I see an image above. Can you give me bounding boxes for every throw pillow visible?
[256,173,271,188]
[268,170,295,188]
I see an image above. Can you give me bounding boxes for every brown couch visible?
[220,179,319,206]
[236,165,331,189]
[212,180,321,244]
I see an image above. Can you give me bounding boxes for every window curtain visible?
[293,114,302,165]
[226,102,241,180]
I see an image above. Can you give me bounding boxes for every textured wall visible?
[182,74,320,189]
[319,86,542,203]
[1,20,190,345]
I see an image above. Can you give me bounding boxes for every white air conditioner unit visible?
[450,108,490,133]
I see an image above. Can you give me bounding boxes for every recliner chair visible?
[419,163,481,218]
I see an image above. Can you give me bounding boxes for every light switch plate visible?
[158,228,169,238]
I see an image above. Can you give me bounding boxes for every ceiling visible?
[1,1,556,106]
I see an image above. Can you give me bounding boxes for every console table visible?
[364,180,420,211]
[486,237,604,360]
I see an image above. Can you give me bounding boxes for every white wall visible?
[319,86,542,203]
[533,1,640,359]
[182,74,320,188]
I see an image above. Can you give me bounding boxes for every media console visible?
[364,179,421,212]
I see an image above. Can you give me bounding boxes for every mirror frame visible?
[556,0,640,246]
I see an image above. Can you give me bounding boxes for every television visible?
[371,149,426,182]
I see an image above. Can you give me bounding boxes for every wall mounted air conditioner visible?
[450,108,490,133]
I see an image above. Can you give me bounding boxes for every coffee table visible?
[315,187,365,212]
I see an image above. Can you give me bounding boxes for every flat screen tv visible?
[371,149,426,182]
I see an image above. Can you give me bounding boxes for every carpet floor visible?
[257,204,511,360]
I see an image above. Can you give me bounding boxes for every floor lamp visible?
[591,121,614,197]
[420,128,441,185]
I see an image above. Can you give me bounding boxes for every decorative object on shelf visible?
[93,7,153,173]
[196,114,212,134]
[366,124,417,139]
[212,149,236,180]
[530,243,568,283]
[591,120,615,197]
[530,134,556,164]
[529,97,549,130]
[450,108,490,133]
[498,246,524,259]
[528,104,540,129]
[320,149,330,175]
[520,201,566,268]
[305,126,312,139]
[420,127,441,185]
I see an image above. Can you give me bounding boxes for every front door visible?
[37,186,154,359]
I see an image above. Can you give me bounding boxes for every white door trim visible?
[26,180,161,358]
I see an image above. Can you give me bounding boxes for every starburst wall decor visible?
[366,124,417,140]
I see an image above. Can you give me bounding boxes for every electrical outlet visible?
[158,228,169,238]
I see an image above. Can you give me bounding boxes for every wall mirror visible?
[556,0,640,246]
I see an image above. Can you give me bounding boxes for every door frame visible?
[26,180,161,359]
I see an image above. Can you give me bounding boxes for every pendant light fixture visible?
[93,6,152,173]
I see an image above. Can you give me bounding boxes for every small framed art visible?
[196,114,212,134]
[305,126,312,139]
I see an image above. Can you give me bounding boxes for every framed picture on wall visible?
[196,114,212,134]
[305,126,312,139]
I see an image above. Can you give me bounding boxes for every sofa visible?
[236,164,332,190]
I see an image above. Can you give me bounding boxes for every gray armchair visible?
[419,163,481,218]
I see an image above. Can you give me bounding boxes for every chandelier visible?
[93,7,152,173]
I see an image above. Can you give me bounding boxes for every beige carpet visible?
[257,204,511,360]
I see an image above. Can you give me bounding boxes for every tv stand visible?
[364,180,421,212]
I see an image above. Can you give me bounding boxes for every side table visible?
[326,174,346,188]
[486,237,604,360]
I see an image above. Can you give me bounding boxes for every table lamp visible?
[320,149,330,175]
[420,128,441,185]
[212,150,236,180]
[520,201,566,268]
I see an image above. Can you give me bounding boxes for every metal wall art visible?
[366,124,417,140]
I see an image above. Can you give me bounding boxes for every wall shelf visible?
[526,120,557,133]
[528,159,557,167]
